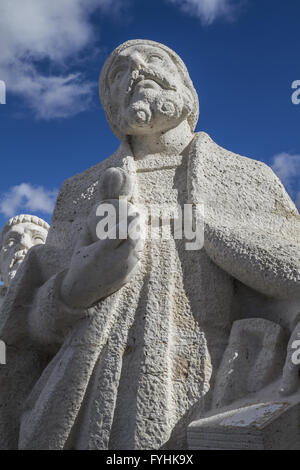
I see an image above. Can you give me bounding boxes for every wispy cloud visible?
[0,183,58,218]
[167,0,244,25]
[271,152,300,211]
[0,0,124,119]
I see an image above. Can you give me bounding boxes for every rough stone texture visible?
[0,40,299,450]
[188,397,300,450]
[0,215,49,449]
[0,214,49,292]
[212,318,287,409]
[0,286,6,310]
[0,214,49,311]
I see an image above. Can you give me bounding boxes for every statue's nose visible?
[19,233,33,250]
[130,52,147,71]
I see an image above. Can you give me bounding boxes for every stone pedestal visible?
[188,397,300,450]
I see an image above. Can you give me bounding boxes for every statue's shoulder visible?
[48,145,128,248]
[61,146,125,199]
[192,131,272,177]
[51,145,126,221]
[189,132,299,217]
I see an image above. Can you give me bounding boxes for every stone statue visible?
[0,215,49,307]
[0,39,300,450]
[0,214,49,448]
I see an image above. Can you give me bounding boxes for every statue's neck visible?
[129,120,194,160]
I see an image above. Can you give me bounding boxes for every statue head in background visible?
[0,214,49,288]
[99,39,199,141]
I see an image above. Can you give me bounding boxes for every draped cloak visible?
[0,132,299,450]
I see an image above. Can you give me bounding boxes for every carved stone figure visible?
[0,214,49,448]
[0,40,300,450]
[0,215,49,307]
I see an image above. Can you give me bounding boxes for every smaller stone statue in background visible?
[0,215,50,307]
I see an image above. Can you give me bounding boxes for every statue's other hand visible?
[60,204,144,309]
[279,321,300,396]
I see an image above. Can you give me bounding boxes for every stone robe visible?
[0,286,6,310]
[0,132,299,450]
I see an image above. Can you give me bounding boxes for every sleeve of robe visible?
[0,145,128,350]
[0,244,85,350]
[0,244,74,448]
[188,132,300,301]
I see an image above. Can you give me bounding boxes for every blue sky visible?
[0,0,300,229]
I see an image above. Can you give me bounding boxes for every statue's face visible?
[107,44,193,136]
[0,222,48,287]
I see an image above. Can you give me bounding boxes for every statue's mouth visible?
[134,73,176,92]
[125,70,177,105]
[134,78,161,91]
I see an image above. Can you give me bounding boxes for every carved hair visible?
[99,39,200,140]
[0,214,50,246]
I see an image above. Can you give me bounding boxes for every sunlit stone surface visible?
[0,40,299,450]
[0,214,49,306]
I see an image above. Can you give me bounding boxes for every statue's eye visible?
[7,238,16,247]
[111,67,125,82]
[148,54,163,64]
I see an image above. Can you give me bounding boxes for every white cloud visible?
[0,184,58,218]
[271,152,300,211]
[167,0,243,24]
[0,0,122,119]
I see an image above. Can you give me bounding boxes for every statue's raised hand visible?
[60,168,144,309]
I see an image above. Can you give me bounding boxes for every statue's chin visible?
[130,101,152,126]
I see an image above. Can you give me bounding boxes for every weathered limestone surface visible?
[187,317,300,450]
[0,215,49,449]
[212,318,287,409]
[0,40,299,450]
[188,397,300,450]
[0,214,49,302]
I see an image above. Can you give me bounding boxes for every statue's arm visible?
[189,133,300,301]
[20,245,86,349]
[0,245,85,350]
[27,268,86,349]
[26,204,143,347]
[203,213,300,396]
[203,222,300,300]
[195,150,300,301]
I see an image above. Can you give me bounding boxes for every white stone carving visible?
[0,214,49,305]
[0,40,299,450]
